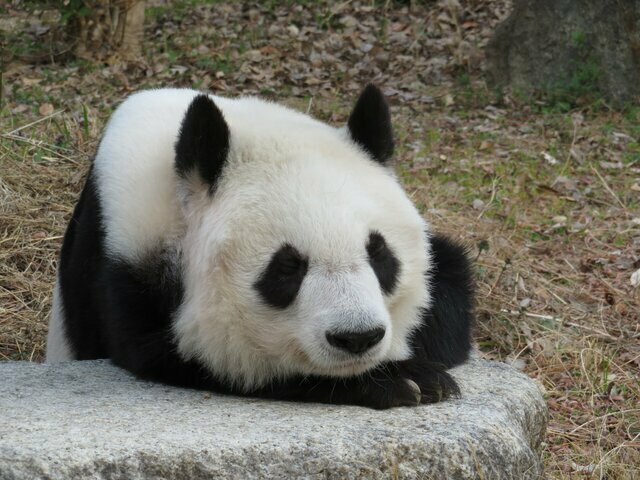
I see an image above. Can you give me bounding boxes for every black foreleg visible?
[255,357,459,409]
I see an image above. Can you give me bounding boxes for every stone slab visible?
[0,357,547,479]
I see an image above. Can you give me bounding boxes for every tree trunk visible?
[485,0,640,107]
[70,0,145,61]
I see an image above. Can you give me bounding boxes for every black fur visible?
[366,231,400,295]
[175,94,229,190]
[254,355,460,409]
[347,84,394,164]
[415,234,475,367]
[58,166,108,360]
[102,255,218,388]
[254,244,309,309]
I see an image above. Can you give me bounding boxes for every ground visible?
[1,1,638,478]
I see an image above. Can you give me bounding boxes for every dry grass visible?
[0,114,90,360]
[1,1,639,478]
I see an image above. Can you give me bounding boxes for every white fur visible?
[93,88,431,389]
[45,277,73,362]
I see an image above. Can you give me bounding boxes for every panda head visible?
[172,85,431,389]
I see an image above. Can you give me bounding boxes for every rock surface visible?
[0,357,547,479]
[486,0,640,106]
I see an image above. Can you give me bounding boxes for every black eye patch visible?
[366,231,400,295]
[254,244,309,309]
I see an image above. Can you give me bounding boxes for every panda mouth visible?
[322,357,380,376]
[290,339,383,377]
[332,358,371,368]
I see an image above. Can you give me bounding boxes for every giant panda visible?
[46,85,474,409]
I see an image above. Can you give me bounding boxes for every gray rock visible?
[0,358,547,479]
[486,0,640,106]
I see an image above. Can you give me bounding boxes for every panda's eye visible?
[366,231,400,295]
[254,244,309,309]
[275,250,306,276]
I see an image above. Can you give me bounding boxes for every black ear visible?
[175,94,230,190]
[347,84,394,164]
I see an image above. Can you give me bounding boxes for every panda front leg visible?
[100,256,226,391]
[256,358,459,409]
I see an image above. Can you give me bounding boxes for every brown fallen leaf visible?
[38,103,54,116]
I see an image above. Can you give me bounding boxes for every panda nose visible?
[325,328,386,355]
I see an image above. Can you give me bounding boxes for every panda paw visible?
[391,376,455,407]
[393,358,461,406]
[395,378,422,407]
[410,369,460,405]
[369,376,431,409]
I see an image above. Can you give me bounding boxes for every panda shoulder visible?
[93,89,203,260]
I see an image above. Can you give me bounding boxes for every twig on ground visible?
[591,166,626,210]
[5,110,65,136]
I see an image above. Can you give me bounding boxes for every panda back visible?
[94,89,202,261]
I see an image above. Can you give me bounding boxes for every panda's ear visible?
[347,84,394,164]
[175,94,230,191]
